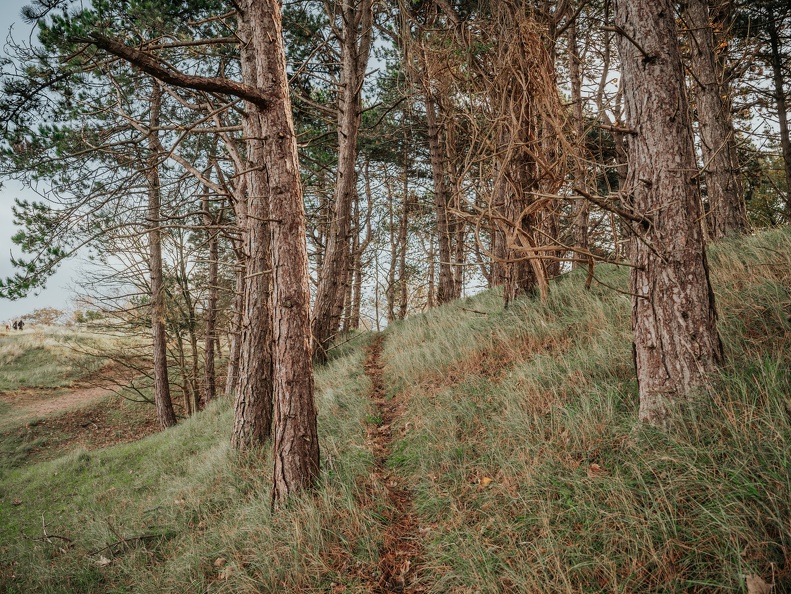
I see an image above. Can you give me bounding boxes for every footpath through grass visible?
[381,227,791,593]
[0,229,789,593]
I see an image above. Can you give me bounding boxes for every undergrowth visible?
[0,334,382,593]
[382,227,791,593]
[0,229,788,593]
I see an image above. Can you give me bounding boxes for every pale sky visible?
[0,1,81,322]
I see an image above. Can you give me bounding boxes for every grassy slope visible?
[0,328,109,395]
[0,229,788,593]
[382,228,791,592]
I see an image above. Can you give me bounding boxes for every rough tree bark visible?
[231,14,274,449]
[146,81,177,429]
[615,0,724,428]
[684,0,748,238]
[243,0,320,503]
[312,0,374,361]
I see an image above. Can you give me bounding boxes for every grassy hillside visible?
[0,327,110,395]
[0,228,789,593]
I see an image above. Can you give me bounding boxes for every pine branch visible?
[79,34,273,110]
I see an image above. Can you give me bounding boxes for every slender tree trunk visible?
[767,11,791,219]
[568,18,590,263]
[424,93,456,304]
[398,149,410,319]
[426,234,436,309]
[615,0,724,428]
[684,0,748,238]
[175,331,192,416]
[202,186,219,404]
[146,81,177,430]
[350,160,374,330]
[386,173,397,322]
[312,0,374,361]
[491,160,509,287]
[177,241,201,412]
[243,0,320,503]
[225,262,245,397]
[231,15,274,449]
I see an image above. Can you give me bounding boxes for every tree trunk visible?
[684,0,748,238]
[568,18,590,263]
[243,0,320,504]
[146,81,177,430]
[231,14,274,449]
[615,0,724,428]
[202,186,219,404]
[224,262,244,397]
[767,10,791,219]
[386,174,397,322]
[312,0,374,362]
[424,93,456,305]
[176,238,200,412]
[398,148,410,319]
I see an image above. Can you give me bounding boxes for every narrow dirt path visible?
[0,384,118,418]
[363,335,425,593]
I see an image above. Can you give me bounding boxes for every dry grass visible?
[0,229,788,593]
[382,227,791,593]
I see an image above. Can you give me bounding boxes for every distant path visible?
[0,362,133,421]
[363,334,425,593]
[0,384,117,418]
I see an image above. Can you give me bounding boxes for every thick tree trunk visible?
[615,0,724,428]
[312,0,373,361]
[146,82,177,430]
[684,0,748,238]
[231,15,274,449]
[767,11,791,219]
[243,0,320,503]
[202,188,219,404]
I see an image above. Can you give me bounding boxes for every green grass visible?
[0,333,383,593]
[0,328,110,393]
[380,227,791,593]
[0,228,788,593]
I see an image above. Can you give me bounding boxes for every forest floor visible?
[363,335,425,593]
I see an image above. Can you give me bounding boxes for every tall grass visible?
[382,227,790,593]
[0,333,383,593]
[0,229,788,593]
